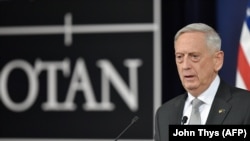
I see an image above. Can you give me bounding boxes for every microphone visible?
[114,116,139,141]
[181,116,188,125]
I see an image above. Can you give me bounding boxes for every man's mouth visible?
[184,75,195,80]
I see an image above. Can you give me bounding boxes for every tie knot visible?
[192,98,203,109]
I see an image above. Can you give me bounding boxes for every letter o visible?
[0,60,38,112]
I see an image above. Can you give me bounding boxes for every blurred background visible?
[0,0,249,141]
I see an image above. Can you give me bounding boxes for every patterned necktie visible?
[189,98,203,125]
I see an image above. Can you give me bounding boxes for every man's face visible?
[174,32,223,96]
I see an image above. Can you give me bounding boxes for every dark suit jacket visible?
[154,80,250,141]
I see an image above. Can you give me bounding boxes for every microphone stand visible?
[114,116,139,141]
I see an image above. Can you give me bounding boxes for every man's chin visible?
[184,85,198,91]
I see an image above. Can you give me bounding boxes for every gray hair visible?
[174,23,221,52]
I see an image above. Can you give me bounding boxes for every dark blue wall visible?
[217,0,248,85]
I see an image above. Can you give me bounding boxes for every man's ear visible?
[214,51,224,71]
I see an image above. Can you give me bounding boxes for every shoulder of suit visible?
[220,80,250,97]
[157,94,186,110]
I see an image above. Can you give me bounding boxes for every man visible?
[154,23,250,141]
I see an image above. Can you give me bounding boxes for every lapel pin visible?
[218,109,225,114]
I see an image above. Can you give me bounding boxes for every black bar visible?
[169,125,250,141]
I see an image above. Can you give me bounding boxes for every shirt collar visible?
[187,75,220,105]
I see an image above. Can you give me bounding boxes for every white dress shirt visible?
[182,75,220,125]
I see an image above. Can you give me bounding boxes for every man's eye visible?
[176,55,183,62]
[176,55,182,59]
[191,55,200,61]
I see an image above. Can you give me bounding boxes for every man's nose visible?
[182,57,191,69]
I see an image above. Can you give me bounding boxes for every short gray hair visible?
[174,23,221,52]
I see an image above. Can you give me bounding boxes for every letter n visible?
[97,59,142,112]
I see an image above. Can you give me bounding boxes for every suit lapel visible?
[174,94,187,124]
[206,81,232,124]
